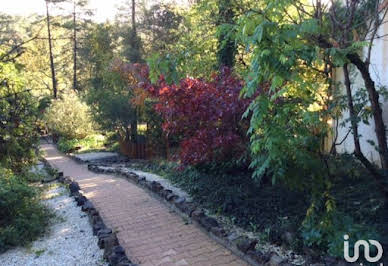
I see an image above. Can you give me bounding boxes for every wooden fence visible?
[118,134,170,160]
[118,138,148,159]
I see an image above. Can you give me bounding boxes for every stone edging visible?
[60,176,135,266]
[87,164,284,266]
[41,159,135,266]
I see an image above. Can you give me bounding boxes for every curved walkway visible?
[41,144,247,266]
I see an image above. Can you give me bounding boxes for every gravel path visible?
[0,184,106,266]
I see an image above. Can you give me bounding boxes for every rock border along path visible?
[41,143,247,266]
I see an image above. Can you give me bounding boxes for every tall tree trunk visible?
[347,53,388,170]
[343,64,388,201]
[343,64,362,155]
[45,0,57,99]
[132,0,136,35]
[130,0,138,143]
[73,0,77,91]
[216,0,236,68]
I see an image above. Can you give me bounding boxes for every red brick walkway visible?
[41,144,247,266]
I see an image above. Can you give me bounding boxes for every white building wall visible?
[335,21,388,166]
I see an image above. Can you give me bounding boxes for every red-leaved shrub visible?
[151,68,250,165]
[111,60,250,165]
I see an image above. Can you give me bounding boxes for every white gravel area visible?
[0,184,106,266]
[72,152,120,163]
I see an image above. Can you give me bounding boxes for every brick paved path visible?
[41,144,247,266]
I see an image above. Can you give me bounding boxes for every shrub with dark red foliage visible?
[110,61,250,165]
[151,68,250,165]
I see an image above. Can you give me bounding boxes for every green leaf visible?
[254,24,264,43]
[271,75,284,90]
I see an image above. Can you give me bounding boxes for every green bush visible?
[301,208,380,258]
[299,154,387,258]
[0,168,51,253]
[44,92,95,139]
[57,134,107,153]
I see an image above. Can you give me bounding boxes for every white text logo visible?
[344,234,384,265]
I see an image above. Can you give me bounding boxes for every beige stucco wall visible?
[334,21,388,165]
